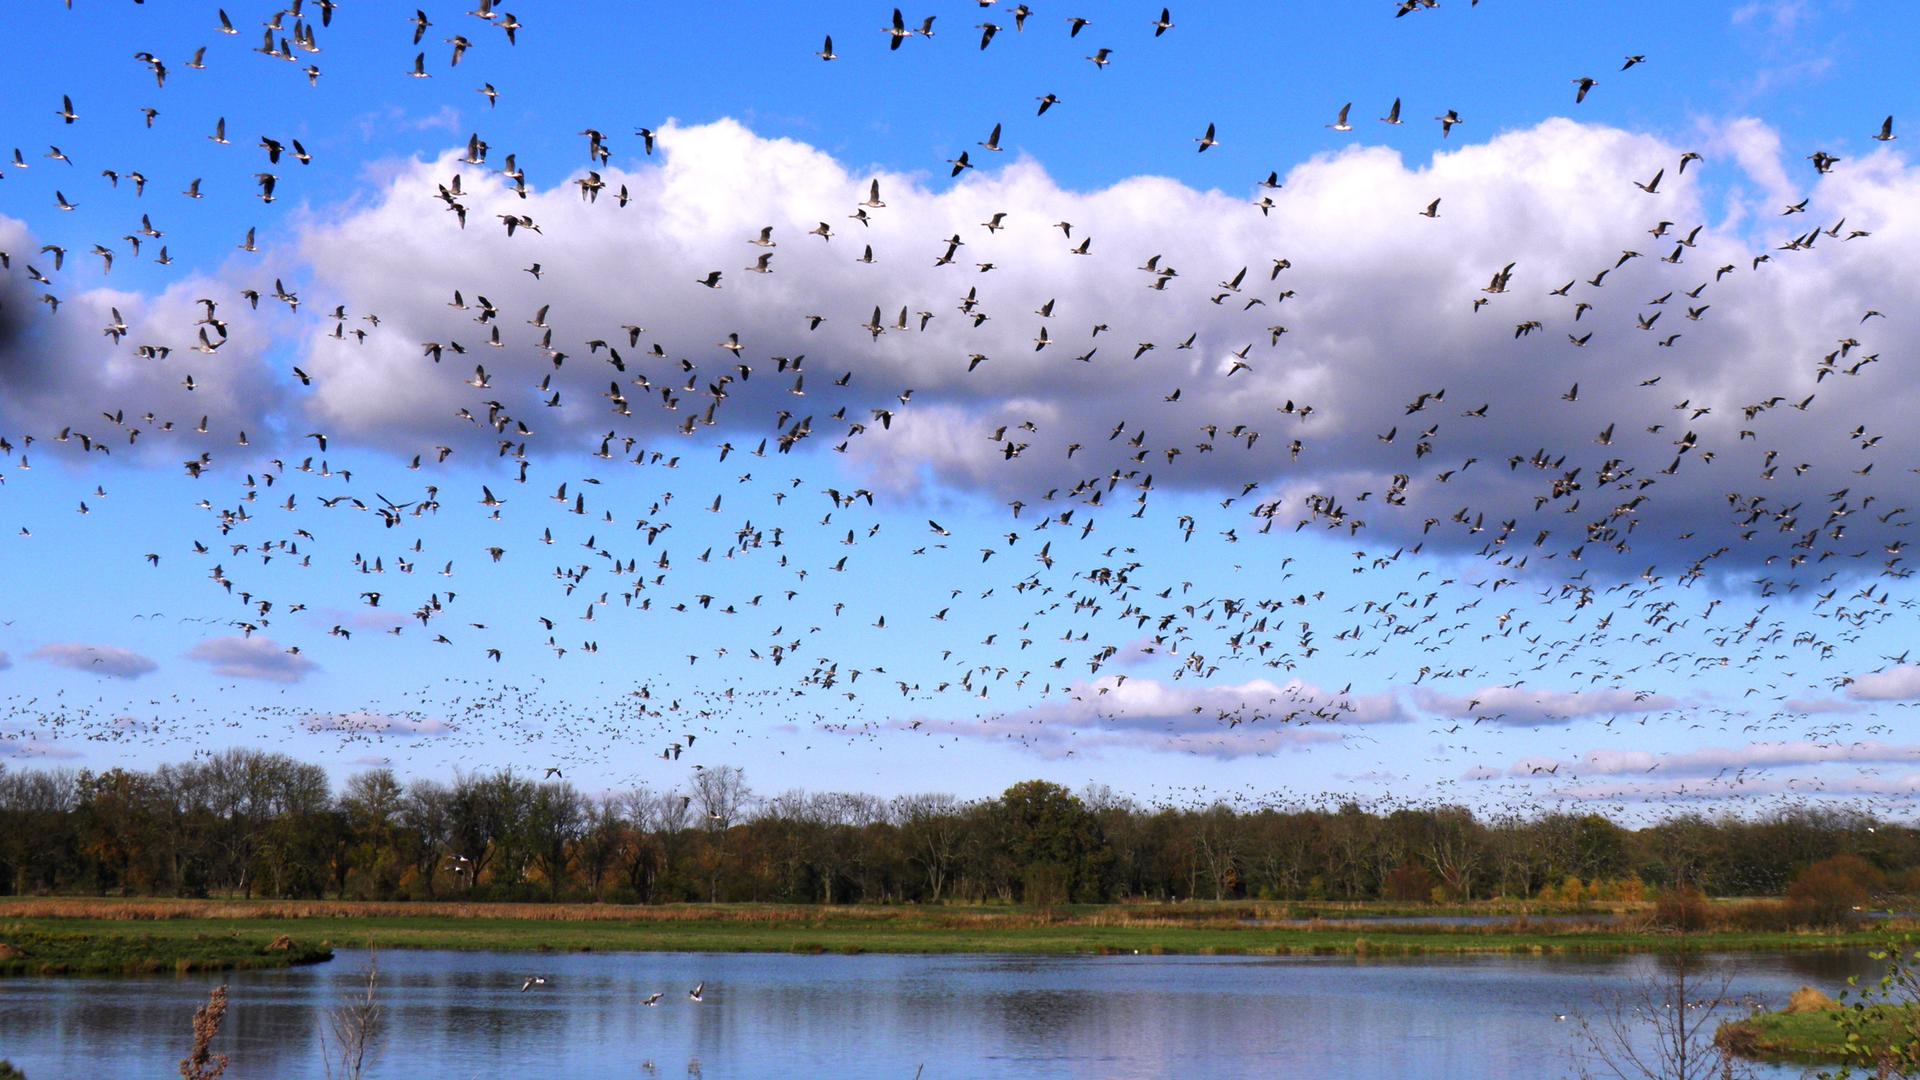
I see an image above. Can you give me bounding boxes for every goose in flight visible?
[1435,110,1461,137]
[1086,47,1113,69]
[1633,168,1664,194]
[1326,103,1353,131]
[884,9,912,49]
[1573,77,1596,104]
[642,992,663,1006]
[688,981,706,1002]
[816,35,837,61]
[520,975,549,992]
[1151,8,1174,36]
[1874,115,1896,141]
[1194,122,1218,152]
[1380,98,1402,125]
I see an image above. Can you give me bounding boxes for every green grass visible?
[0,899,1898,968]
[1717,1006,1920,1065]
[0,923,332,976]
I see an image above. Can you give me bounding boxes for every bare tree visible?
[320,950,384,1080]
[895,793,963,902]
[526,781,585,899]
[399,779,453,899]
[691,766,751,901]
[1569,955,1754,1080]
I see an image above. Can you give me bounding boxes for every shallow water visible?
[0,948,1876,1078]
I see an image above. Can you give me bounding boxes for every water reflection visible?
[0,948,1878,1079]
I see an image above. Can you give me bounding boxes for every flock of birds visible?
[0,0,1915,818]
[518,974,702,1005]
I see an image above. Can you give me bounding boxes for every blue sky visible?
[2,0,1919,814]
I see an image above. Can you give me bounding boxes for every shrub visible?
[1588,875,1646,903]
[1787,855,1883,927]
[1554,876,1588,904]
[1652,885,1711,932]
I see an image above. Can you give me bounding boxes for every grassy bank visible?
[0,922,332,976]
[1717,1006,1920,1066]
[0,899,1899,968]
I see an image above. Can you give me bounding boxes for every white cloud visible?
[264,116,1920,574]
[1414,685,1677,726]
[185,636,318,684]
[29,643,157,679]
[304,711,451,737]
[1731,0,1811,34]
[1500,739,1920,780]
[0,736,80,760]
[1849,665,1920,701]
[894,676,1404,758]
[0,213,292,454]
[8,116,1919,575]
[1556,772,1920,803]
[1782,697,1865,715]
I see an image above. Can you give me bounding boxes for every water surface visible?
[0,948,1875,1078]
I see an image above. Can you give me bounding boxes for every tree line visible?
[0,749,1914,905]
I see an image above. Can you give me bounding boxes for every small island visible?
[0,925,330,977]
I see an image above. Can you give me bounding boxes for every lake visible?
[0,948,1877,1078]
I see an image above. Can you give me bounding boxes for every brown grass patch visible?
[1787,986,1837,1014]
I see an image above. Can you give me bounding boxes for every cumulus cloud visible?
[1848,665,1920,701]
[185,637,317,683]
[8,116,1918,576]
[29,643,157,679]
[0,214,292,455]
[304,711,451,737]
[1414,685,1677,726]
[262,116,1920,576]
[894,676,1405,758]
